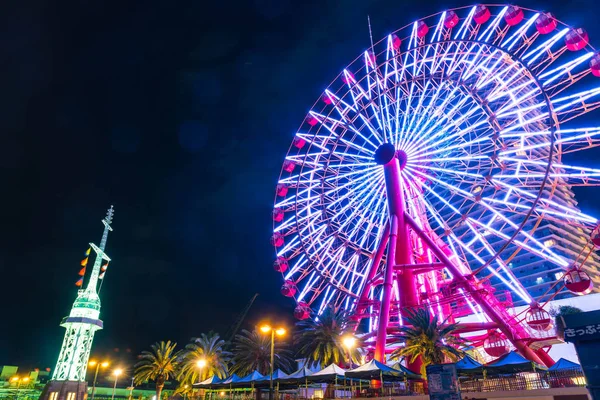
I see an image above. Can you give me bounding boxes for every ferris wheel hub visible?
[374,143,408,170]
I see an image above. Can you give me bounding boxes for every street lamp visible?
[196,358,207,385]
[342,335,356,369]
[90,360,110,400]
[11,376,30,400]
[112,369,123,400]
[260,324,286,400]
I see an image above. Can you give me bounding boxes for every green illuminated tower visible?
[40,206,114,400]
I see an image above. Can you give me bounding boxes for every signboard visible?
[563,324,600,342]
[426,364,461,400]
[562,311,600,343]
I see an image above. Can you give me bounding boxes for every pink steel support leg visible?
[403,211,548,366]
[374,144,420,372]
[355,227,390,319]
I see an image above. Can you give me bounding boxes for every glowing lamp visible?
[342,336,357,349]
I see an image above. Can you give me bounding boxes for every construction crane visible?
[225,293,259,343]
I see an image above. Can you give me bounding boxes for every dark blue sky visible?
[2,0,600,370]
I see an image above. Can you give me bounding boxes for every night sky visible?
[2,0,600,371]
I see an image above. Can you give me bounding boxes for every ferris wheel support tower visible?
[40,206,115,400]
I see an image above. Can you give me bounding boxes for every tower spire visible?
[41,206,117,400]
[85,205,114,293]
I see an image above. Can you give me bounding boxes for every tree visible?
[390,308,464,375]
[295,306,361,368]
[178,332,231,387]
[229,329,293,376]
[134,341,180,400]
[550,305,583,336]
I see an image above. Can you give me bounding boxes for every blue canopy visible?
[256,369,290,382]
[220,374,242,385]
[548,358,582,372]
[455,355,484,373]
[237,371,265,383]
[283,366,313,381]
[307,364,346,383]
[347,360,420,380]
[485,351,546,373]
[193,376,224,388]
[387,361,423,379]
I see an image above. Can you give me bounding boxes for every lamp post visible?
[112,369,123,400]
[342,335,357,369]
[90,360,110,400]
[260,324,286,400]
[197,358,207,379]
[196,359,207,400]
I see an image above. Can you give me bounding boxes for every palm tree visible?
[295,306,362,368]
[390,308,464,375]
[229,329,293,376]
[134,341,180,400]
[178,332,231,386]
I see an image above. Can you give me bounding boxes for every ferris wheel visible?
[271,4,600,368]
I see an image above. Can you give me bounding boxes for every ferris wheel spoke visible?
[408,108,489,157]
[454,6,476,40]
[327,175,384,228]
[551,86,600,122]
[467,215,568,268]
[323,89,357,121]
[463,219,533,301]
[502,13,539,51]
[492,177,598,225]
[539,52,594,89]
[495,157,600,185]
[342,185,387,245]
[521,29,568,66]
[498,126,600,156]
[470,198,571,266]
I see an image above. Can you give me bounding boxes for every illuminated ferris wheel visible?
[271,4,600,368]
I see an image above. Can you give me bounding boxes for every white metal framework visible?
[52,207,114,382]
